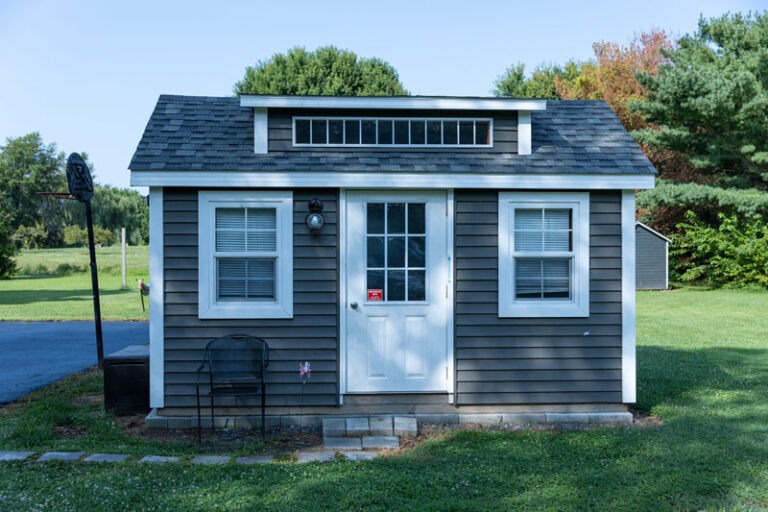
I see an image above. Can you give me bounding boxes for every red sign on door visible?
[367,289,383,301]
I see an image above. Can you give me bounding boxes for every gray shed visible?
[636,222,671,290]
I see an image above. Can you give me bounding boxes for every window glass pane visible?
[387,203,405,233]
[246,258,276,300]
[443,121,458,144]
[217,258,275,301]
[407,270,425,301]
[407,203,425,234]
[427,121,441,144]
[218,258,246,299]
[345,120,360,144]
[459,121,474,145]
[216,208,245,252]
[475,121,490,145]
[311,119,327,144]
[410,120,425,144]
[361,120,376,144]
[367,203,385,234]
[295,119,310,144]
[387,236,405,267]
[387,270,405,301]
[543,259,570,298]
[407,236,425,267]
[329,120,344,144]
[367,236,385,267]
[514,209,543,252]
[394,120,409,144]
[245,208,276,251]
[377,120,393,144]
[544,209,571,229]
[515,259,542,299]
[367,269,384,293]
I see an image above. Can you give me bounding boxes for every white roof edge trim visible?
[239,95,548,111]
[636,221,672,243]
[131,171,655,190]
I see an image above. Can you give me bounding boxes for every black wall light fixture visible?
[305,198,325,232]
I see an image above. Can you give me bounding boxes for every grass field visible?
[0,247,149,321]
[0,287,767,510]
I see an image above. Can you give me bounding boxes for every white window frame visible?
[498,191,590,318]
[198,190,293,319]
[292,116,493,148]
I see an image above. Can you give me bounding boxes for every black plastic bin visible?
[103,344,150,416]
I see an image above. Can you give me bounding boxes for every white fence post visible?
[121,227,127,289]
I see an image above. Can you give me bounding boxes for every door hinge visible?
[446,366,449,379]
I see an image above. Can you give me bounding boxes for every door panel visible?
[346,191,448,393]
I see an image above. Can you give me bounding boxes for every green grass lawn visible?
[0,246,149,321]
[1,287,767,511]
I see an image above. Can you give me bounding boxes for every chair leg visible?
[261,388,266,439]
[210,394,215,442]
[196,385,202,444]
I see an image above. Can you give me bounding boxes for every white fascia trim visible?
[132,171,656,190]
[148,187,164,408]
[198,190,294,320]
[240,95,547,111]
[498,192,590,318]
[635,221,672,243]
[621,190,637,403]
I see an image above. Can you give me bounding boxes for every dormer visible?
[239,95,547,155]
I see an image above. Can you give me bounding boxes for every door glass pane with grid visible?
[366,202,426,302]
[215,207,277,301]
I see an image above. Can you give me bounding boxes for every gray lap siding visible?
[163,188,339,408]
[454,190,623,405]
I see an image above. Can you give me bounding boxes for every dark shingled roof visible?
[129,95,656,174]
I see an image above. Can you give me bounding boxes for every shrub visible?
[62,225,87,247]
[671,211,768,289]
[0,214,17,279]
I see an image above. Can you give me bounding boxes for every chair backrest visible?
[204,334,269,384]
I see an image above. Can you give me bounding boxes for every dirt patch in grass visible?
[52,426,89,438]
[71,394,103,406]
[113,414,324,453]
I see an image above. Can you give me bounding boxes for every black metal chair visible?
[195,334,269,443]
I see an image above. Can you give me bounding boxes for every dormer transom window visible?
[293,117,492,147]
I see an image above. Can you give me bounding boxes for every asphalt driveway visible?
[0,321,148,404]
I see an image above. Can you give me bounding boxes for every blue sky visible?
[1,0,763,190]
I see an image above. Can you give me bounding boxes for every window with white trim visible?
[498,192,590,317]
[198,191,293,319]
[293,117,492,147]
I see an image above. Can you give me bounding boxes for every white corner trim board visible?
[253,108,268,154]
[132,171,655,190]
[517,111,531,155]
[240,95,547,111]
[148,187,164,408]
[621,190,637,403]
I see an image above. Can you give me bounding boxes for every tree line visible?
[0,133,148,277]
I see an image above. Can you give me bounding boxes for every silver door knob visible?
[350,301,359,309]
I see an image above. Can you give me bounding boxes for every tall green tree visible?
[0,133,66,230]
[234,46,408,96]
[632,12,768,189]
[64,185,149,245]
[0,211,17,279]
[493,61,582,99]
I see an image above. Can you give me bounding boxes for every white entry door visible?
[345,191,449,393]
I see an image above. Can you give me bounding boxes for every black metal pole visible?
[85,199,104,369]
